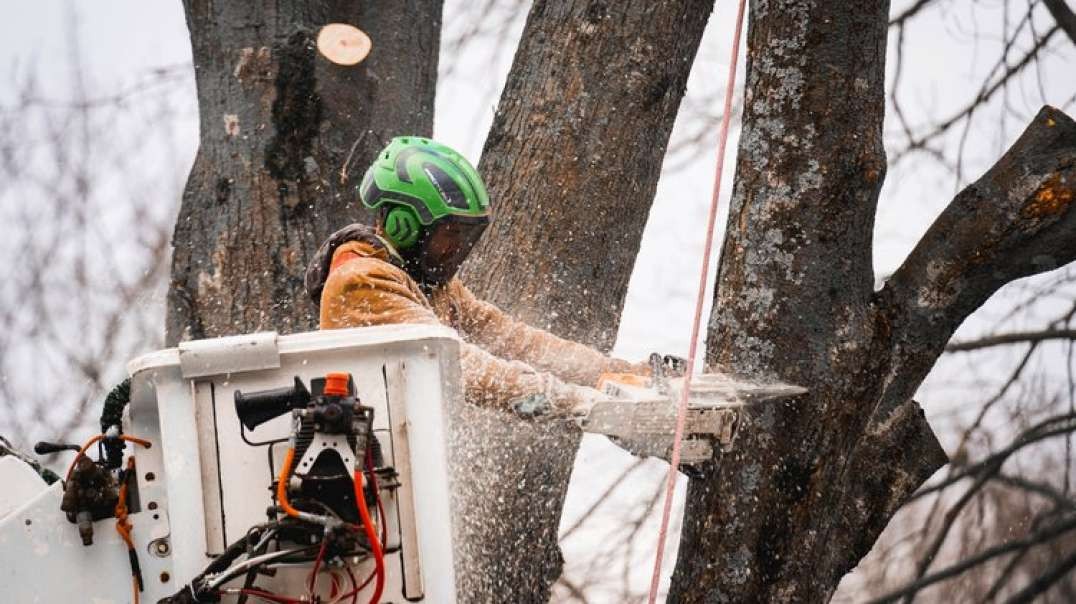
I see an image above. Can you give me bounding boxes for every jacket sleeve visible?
[320,252,595,413]
[457,344,598,413]
[437,279,648,387]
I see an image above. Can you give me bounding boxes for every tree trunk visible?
[669,0,1076,601]
[454,0,713,600]
[168,0,441,345]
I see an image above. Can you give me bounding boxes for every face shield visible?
[407,214,489,286]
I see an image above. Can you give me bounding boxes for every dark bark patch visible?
[585,2,608,24]
[644,74,673,109]
[215,177,231,205]
[757,454,818,583]
[265,31,323,183]
[774,454,817,505]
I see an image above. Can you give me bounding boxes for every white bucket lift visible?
[0,324,462,603]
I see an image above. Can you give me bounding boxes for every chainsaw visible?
[580,354,807,470]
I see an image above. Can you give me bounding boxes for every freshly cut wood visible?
[317,23,372,66]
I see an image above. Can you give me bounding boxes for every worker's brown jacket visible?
[316,234,642,413]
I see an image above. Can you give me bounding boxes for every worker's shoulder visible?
[328,254,409,287]
[333,238,397,262]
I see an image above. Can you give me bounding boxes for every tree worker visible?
[304,136,649,416]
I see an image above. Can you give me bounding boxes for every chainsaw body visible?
[582,372,807,469]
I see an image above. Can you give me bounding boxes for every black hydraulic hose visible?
[99,378,131,469]
[158,529,257,603]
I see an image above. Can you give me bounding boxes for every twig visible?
[868,513,1076,603]
[946,329,1076,352]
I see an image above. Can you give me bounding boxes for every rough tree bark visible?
[453,1,714,600]
[168,1,441,346]
[669,0,1076,601]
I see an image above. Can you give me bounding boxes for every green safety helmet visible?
[360,136,491,286]
[360,136,490,250]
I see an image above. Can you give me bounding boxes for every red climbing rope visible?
[646,0,748,601]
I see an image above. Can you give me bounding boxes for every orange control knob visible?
[323,372,350,396]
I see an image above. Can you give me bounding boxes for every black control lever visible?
[34,441,82,455]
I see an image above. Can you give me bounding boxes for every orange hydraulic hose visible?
[279,446,383,602]
[65,433,152,482]
[115,456,140,604]
[353,470,385,604]
[276,448,303,518]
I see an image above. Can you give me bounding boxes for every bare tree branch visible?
[883,106,1076,357]
[911,413,1076,501]
[560,458,647,541]
[893,26,1060,163]
[890,0,939,27]
[946,328,1076,351]
[1003,546,1076,603]
[867,513,1076,603]
[994,473,1076,511]
[900,413,1076,602]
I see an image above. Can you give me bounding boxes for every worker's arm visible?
[436,279,647,387]
[457,344,600,414]
[320,252,598,414]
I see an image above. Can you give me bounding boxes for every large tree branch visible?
[883,106,1076,369]
[464,0,715,350]
[847,108,1076,547]
[169,1,443,343]
[681,1,917,600]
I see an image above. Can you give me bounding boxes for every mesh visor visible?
[416,214,489,285]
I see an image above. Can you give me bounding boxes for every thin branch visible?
[1003,546,1076,603]
[890,0,939,27]
[994,473,1076,510]
[981,509,1059,602]
[555,575,590,603]
[910,412,1076,503]
[946,328,1076,352]
[559,458,646,541]
[867,513,1076,603]
[893,26,1060,162]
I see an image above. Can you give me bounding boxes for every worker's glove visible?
[510,386,607,420]
[658,354,687,376]
[645,350,688,374]
[510,393,554,419]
